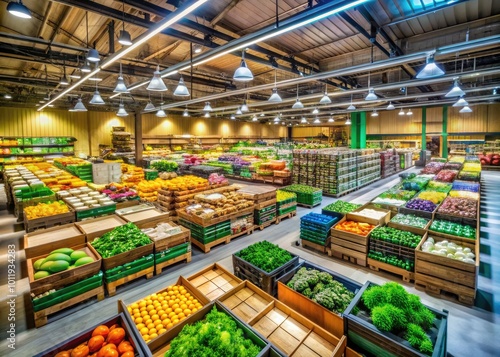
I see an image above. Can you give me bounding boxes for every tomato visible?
[70,343,89,357]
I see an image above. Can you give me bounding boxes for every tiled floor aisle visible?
[0,170,499,356]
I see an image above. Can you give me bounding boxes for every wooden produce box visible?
[330,215,378,267]
[138,220,190,253]
[24,223,85,259]
[27,242,102,296]
[93,239,153,271]
[23,209,75,233]
[75,214,127,241]
[398,204,438,220]
[276,260,362,339]
[238,185,277,203]
[387,214,431,237]
[255,198,277,210]
[176,206,254,227]
[232,249,300,296]
[415,235,479,305]
[344,281,448,357]
[427,213,479,245]
[118,276,210,349]
[34,312,147,357]
[350,204,392,226]
[119,207,170,226]
[218,281,356,357]
[144,300,271,357]
[186,263,242,301]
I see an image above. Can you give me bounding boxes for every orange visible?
[177,312,185,319]
[188,303,195,310]
[180,304,188,310]
[167,323,173,329]
[149,328,157,335]
[146,305,154,312]
[153,320,162,327]
[143,334,150,341]
[151,314,159,321]
[183,309,191,315]
[150,309,157,316]
[172,303,179,310]
[168,312,176,318]
[136,323,145,330]
[167,286,173,291]
[172,318,179,324]
[162,318,171,326]
[140,327,149,336]
[166,308,172,314]
[158,328,167,335]
[140,310,148,317]
[191,307,198,313]
[160,313,168,320]
[150,333,158,340]
[146,323,155,329]
[139,301,147,308]
[144,318,152,326]
[131,302,139,310]
[174,308,182,314]
[135,317,143,324]
[132,308,140,314]
[156,323,164,330]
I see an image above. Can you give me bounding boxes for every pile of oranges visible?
[127,284,203,343]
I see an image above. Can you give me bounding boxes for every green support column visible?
[359,111,366,149]
[421,107,427,161]
[350,112,359,149]
[442,106,448,159]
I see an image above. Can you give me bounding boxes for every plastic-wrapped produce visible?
[438,197,477,218]
[405,198,437,212]
[427,180,452,193]
[434,170,458,183]
[452,180,480,192]
[421,161,444,174]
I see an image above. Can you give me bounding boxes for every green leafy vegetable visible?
[91,222,151,258]
[236,241,293,273]
[151,160,179,172]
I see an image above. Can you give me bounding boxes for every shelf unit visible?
[0,136,76,158]
[366,139,420,149]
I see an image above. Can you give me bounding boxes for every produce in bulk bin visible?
[416,191,447,204]
[151,160,179,172]
[300,212,340,246]
[437,197,477,219]
[280,184,322,206]
[420,237,475,263]
[421,162,444,175]
[32,247,95,279]
[24,201,69,219]
[443,162,462,171]
[448,190,480,200]
[372,187,416,207]
[370,227,422,249]
[91,222,152,258]
[334,220,376,236]
[405,199,437,213]
[100,182,139,202]
[390,214,430,229]
[433,170,458,183]
[430,157,447,163]
[368,251,415,272]
[322,200,361,214]
[402,175,431,191]
[451,181,480,192]
[208,172,229,185]
[344,281,448,357]
[429,219,476,240]
[457,170,480,182]
[276,190,296,203]
[426,181,452,193]
[462,162,481,172]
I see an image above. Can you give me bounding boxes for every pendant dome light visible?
[230,114,236,120]
[416,53,445,79]
[345,117,351,125]
[156,93,166,117]
[233,51,253,82]
[144,101,155,111]
[173,76,190,96]
[406,108,413,116]
[252,115,258,122]
[445,79,465,97]
[453,97,468,107]
[328,117,334,122]
[81,61,92,73]
[347,94,356,110]
[89,80,105,105]
[312,108,319,115]
[73,97,87,112]
[319,85,331,104]
[183,108,190,117]
[84,12,100,63]
[386,102,395,110]
[365,87,378,101]
[117,102,128,117]
[147,65,168,91]
[203,102,213,112]
[292,84,304,109]
[204,112,210,118]
[114,63,129,93]
[371,110,379,117]
[459,106,472,113]
[300,117,307,124]
[236,107,243,115]
[398,108,406,116]
[7,1,31,18]
[313,118,320,124]
[241,99,249,112]
[268,70,282,102]
[118,0,133,46]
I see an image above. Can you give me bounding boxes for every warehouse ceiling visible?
[0,0,499,124]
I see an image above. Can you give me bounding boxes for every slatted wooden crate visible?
[186,263,242,301]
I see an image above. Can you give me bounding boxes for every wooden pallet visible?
[105,266,154,297]
[254,217,276,231]
[24,211,75,233]
[415,274,475,306]
[155,251,192,275]
[328,246,366,267]
[191,235,229,253]
[33,285,105,328]
[227,227,254,243]
[297,201,322,208]
[276,210,297,223]
[301,238,329,254]
[367,258,415,283]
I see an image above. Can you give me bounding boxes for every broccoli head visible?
[362,285,388,310]
[406,323,433,355]
[385,282,410,310]
[302,287,313,298]
[371,304,407,332]
[317,271,334,284]
[312,282,325,295]
[293,277,310,292]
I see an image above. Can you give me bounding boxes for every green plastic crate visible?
[32,272,103,312]
[76,203,116,220]
[155,242,190,264]
[104,254,154,282]
[278,205,297,216]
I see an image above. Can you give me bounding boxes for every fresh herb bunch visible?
[151,160,179,172]
[164,306,261,357]
[361,282,435,355]
[322,200,361,214]
[91,222,151,258]
[236,241,293,273]
[287,267,355,313]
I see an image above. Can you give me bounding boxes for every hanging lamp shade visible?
[365,87,378,101]
[183,109,189,117]
[459,106,472,113]
[144,101,155,111]
[399,109,406,116]
[81,62,91,73]
[147,65,168,91]
[113,76,128,93]
[87,48,100,63]
[328,117,334,122]
[203,102,213,112]
[371,110,379,117]
[416,54,445,79]
[313,118,320,124]
[204,112,210,118]
[233,55,253,82]
[174,76,190,96]
[69,71,81,79]
[268,88,282,102]
[117,103,128,116]
[252,116,257,121]
[319,92,331,104]
[345,118,351,125]
[241,100,249,112]
[230,114,236,120]
[386,102,395,110]
[156,108,167,117]
[7,1,31,19]
[89,90,105,105]
[347,103,356,111]
[300,117,307,123]
[312,108,319,114]
[453,97,468,107]
[118,30,132,46]
[236,107,243,115]
[60,75,69,86]
[445,79,465,97]
[73,98,87,112]
[406,109,413,116]
[273,116,280,122]
[292,99,304,109]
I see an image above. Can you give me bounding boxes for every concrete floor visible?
[0,170,499,356]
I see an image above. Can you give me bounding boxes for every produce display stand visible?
[144,300,272,357]
[301,238,331,253]
[74,202,117,221]
[75,214,127,241]
[350,204,392,226]
[232,248,300,296]
[117,206,170,226]
[186,263,242,301]
[176,205,254,227]
[23,209,75,233]
[275,195,297,224]
[329,215,378,267]
[32,273,105,328]
[34,312,147,357]
[427,213,478,245]
[218,280,355,357]
[343,281,448,357]
[14,193,56,220]
[398,204,438,220]
[118,276,210,349]
[280,184,323,208]
[24,223,85,259]
[254,199,277,231]
[104,255,155,296]
[415,234,479,305]
[276,209,297,224]
[276,260,363,339]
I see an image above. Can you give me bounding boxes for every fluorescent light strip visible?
[101,0,209,69]
[38,69,100,111]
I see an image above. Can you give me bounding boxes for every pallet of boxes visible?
[177,186,254,253]
[275,189,297,223]
[238,185,277,231]
[24,224,104,327]
[76,215,154,296]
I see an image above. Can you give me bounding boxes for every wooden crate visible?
[27,243,102,296]
[186,263,242,301]
[24,223,85,259]
[118,276,210,348]
[387,221,430,238]
[301,237,330,254]
[427,213,479,245]
[176,206,254,227]
[415,234,479,305]
[75,214,127,241]
[24,210,76,233]
[329,244,367,267]
[106,265,154,297]
[118,206,170,226]
[350,204,392,226]
[255,198,277,210]
[238,185,277,202]
[33,286,105,328]
[136,220,190,252]
[34,313,146,356]
[344,281,448,357]
[276,209,297,224]
[276,260,362,339]
[367,258,415,283]
[98,241,154,271]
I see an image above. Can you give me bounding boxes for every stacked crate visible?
[300,212,340,253]
[92,163,122,184]
[276,190,297,222]
[356,151,381,187]
[379,151,397,178]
